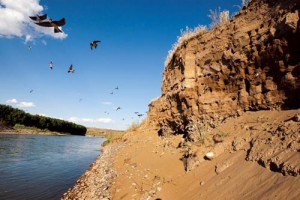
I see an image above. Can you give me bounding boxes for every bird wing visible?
[54,27,62,33]
[29,14,48,21]
[35,21,52,27]
[94,40,101,43]
[29,16,39,21]
[39,14,47,20]
[53,18,66,26]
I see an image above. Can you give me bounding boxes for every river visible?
[0,134,104,200]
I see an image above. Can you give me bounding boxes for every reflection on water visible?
[0,134,104,200]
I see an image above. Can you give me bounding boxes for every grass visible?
[86,127,125,146]
[90,120,146,146]
[164,25,207,68]
[242,0,252,7]
[192,121,232,145]
[192,123,208,145]
[13,124,63,135]
[127,119,147,132]
[164,6,232,69]
[101,133,124,146]
[127,120,142,132]
[208,7,230,29]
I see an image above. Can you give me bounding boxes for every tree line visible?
[0,104,86,135]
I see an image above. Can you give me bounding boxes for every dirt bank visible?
[62,109,300,200]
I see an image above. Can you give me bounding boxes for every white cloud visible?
[68,117,80,123]
[95,118,113,123]
[69,117,113,124]
[82,118,95,123]
[17,101,35,108]
[25,34,33,43]
[6,98,35,107]
[6,98,18,104]
[0,0,67,41]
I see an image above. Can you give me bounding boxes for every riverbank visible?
[61,109,300,199]
[61,140,125,200]
[0,127,64,135]
[86,127,125,146]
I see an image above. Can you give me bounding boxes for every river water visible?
[0,134,104,200]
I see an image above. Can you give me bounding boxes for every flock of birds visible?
[29,14,101,73]
[27,14,146,123]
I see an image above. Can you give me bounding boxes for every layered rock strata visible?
[147,0,300,140]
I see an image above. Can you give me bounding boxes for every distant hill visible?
[86,127,124,136]
[86,127,125,146]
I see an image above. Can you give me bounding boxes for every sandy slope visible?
[62,109,299,200]
[110,109,300,200]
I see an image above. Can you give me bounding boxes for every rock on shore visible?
[61,142,124,200]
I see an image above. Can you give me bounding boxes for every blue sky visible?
[0,0,241,130]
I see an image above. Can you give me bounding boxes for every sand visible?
[62,109,300,200]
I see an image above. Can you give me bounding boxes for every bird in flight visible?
[29,14,47,22]
[35,18,66,33]
[27,45,32,50]
[116,107,121,111]
[90,40,101,50]
[110,92,114,95]
[30,90,34,93]
[137,114,144,117]
[49,61,53,70]
[115,86,119,90]
[68,64,75,73]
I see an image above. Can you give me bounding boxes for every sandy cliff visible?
[147,0,300,140]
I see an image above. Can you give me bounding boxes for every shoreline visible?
[61,140,125,200]
[0,128,68,136]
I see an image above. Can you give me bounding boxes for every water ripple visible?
[0,134,104,200]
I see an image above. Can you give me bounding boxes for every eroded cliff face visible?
[147,0,300,140]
